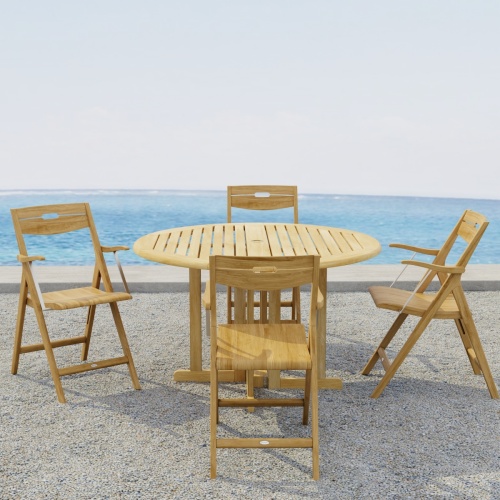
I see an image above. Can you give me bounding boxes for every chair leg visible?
[361,313,407,375]
[302,369,311,425]
[32,306,67,403]
[210,364,219,479]
[12,283,28,375]
[81,305,96,361]
[246,370,255,413]
[292,286,301,323]
[310,364,319,480]
[454,318,482,375]
[370,313,433,398]
[205,309,210,337]
[463,318,499,399]
[109,303,141,390]
[453,290,499,398]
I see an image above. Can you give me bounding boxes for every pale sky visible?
[1,1,499,199]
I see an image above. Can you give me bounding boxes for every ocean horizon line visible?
[1,188,500,203]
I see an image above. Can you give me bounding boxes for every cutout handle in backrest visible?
[252,266,277,273]
[456,210,489,267]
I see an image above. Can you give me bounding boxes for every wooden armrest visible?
[401,260,465,274]
[101,246,130,293]
[17,254,47,308]
[389,243,439,255]
[17,254,45,263]
[101,245,129,253]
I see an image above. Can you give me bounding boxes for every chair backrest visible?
[419,209,488,291]
[227,185,299,223]
[209,255,319,324]
[11,202,113,291]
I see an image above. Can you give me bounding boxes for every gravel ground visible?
[0,291,499,499]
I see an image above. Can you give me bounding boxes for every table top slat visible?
[164,229,182,256]
[276,224,295,256]
[223,224,235,256]
[235,225,247,256]
[199,226,213,260]
[264,224,284,256]
[176,229,192,256]
[187,227,203,258]
[211,225,224,256]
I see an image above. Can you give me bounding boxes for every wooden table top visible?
[134,223,381,270]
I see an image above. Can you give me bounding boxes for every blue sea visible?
[1,190,499,266]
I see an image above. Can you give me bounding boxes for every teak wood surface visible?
[134,223,381,389]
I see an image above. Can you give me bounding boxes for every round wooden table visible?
[134,223,381,389]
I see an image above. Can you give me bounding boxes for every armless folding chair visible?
[209,255,321,480]
[362,209,498,399]
[203,185,300,328]
[11,203,141,403]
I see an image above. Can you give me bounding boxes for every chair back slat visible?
[457,210,488,244]
[227,185,298,223]
[12,203,90,235]
[230,196,296,211]
[212,255,316,291]
[18,214,89,235]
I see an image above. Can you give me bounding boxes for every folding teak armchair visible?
[209,255,321,480]
[362,209,498,399]
[11,203,141,403]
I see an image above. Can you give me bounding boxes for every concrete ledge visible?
[1,264,500,293]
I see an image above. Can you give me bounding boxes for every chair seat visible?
[216,323,311,371]
[369,286,460,319]
[28,287,132,310]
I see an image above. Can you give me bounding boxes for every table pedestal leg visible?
[267,290,282,389]
[317,268,327,379]
[174,269,247,384]
[189,268,202,372]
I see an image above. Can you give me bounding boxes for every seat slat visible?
[217,323,311,371]
[33,287,131,310]
[368,286,461,319]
